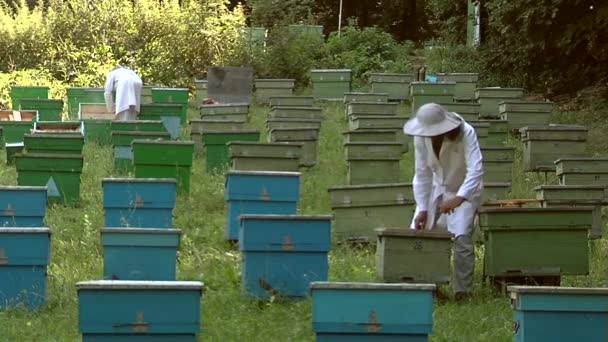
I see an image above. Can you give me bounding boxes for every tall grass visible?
[0,99,606,341]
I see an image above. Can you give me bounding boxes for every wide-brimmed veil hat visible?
[403,103,463,137]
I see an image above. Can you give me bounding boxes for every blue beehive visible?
[0,228,51,310]
[77,280,204,341]
[0,186,47,227]
[225,170,300,242]
[102,228,181,281]
[310,282,436,341]
[239,214,331,299]
[509,286,608,342]
[102,178,177,228]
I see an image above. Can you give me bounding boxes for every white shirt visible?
[104,67,143,114]
[410,116,484,236]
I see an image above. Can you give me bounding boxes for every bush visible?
[0,69,67,109]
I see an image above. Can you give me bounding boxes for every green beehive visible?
[476,119,509,146]
[141,85,154,104]
[200,130,260,172]
[269,127,320,167]
[555,157,608,186]
[346,102,398,118]
[200,103,249,116]
[475,87,524,117]
[190,120,247,141]
[15,153,84,206]
[268,96,315,108]
[132,140,194,193]
[266,118,322,131]
[10,86,49,110]
[521,125,589,172]
[479,207,592,278]
[66,87,105,118]
[438,102,480,122]
[344,142,403,160]
[499,100,553,113]
[348,115,407,131]
[24,134,84,155]
[19,99,63,121]
[228,141,302,172]
[139,103,184,139]
[200,113,247,122]
[5,142,24,165]
[342,129,398,143]
[469,121,490,144]
[254,79,295,104]
[482,182,512,203]
[500,110,552,132]
[410,81,456,113]
[33,121,83,136]
[111,131,171,173]
[437,73,479,100]
[310,69,352,100]
[328,183,415,242]
[369,73,413,101]
[343,92,389,104]
[0,127,4,149]
[375,228,453,283]
[79,103,114,145]
[0,110,37,144]
[150,88,190,123]
[535,185,605,239]
[111,120,166,133]
[194,79,208,104]
[347,159,401,185]
[289,24,324,37]
[270,106,322,120]
[482,146,515,183]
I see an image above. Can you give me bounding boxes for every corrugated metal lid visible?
[76,280,204,290]
[310,282,436,291]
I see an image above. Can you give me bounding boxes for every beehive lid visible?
[519,124,588,132]
[310,69,352,73]
[15,153,83,159]
[198,129,260,135]
[200,103,249,108]
[151,87,189,91]
[533,185,607,191]
[0,228,50,234]
[375,227,454,239]
[189,119,245,124]
[225,170,301,177]
[344,92,389,96]
[226,141,303,147]
[310,282,436,291]
[0,185,47,191]
[111,131,171,137]
[131,140,194,146]
[328,182,413,191]
[76,280,204,290]
[342,129,397,134]
[508,286,608,295]
[478,207,593,214]
[239,214,332,221]
[101,228,181,235]
[102,178,177,184]
[554,157,608,163]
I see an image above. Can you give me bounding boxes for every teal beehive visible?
[102,178,177,228]
[239,214,331,299]
[225,171,300,242]
[77,280,203,341]
[509,286,608,342]
[101,228,180,281]
[0,186,47,227]
[0,228,51,310]
[310,282,436,341]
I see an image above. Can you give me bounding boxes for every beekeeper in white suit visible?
[104,65,143,121]
[403,103,483,301]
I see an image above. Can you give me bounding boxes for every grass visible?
[0,98,607,341]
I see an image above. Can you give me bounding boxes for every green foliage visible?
[0,0,247,87]
[247,0,315,28]
[423,40,482,77]
[0,69,66,109]
[323,23,415,86]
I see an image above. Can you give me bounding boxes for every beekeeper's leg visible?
[115,109,130,121]
[447,200,477,294]
[126,106,138,120]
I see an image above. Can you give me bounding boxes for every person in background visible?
[104,65,143,121]
[403,103,484,301]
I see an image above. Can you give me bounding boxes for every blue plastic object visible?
[77,280,203,341]
[225,170,300,241]
[311,282,436,341]
[239,214,331,299]
[102,228,180,281]
[102,178,177,228]
[0,228,51,310]
[0,186,47,227]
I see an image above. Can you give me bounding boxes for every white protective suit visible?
[410,115,484,237]
[104,67,142,115]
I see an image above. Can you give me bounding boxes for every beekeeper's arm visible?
[456,124,484,200]
[413,136,433,211]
